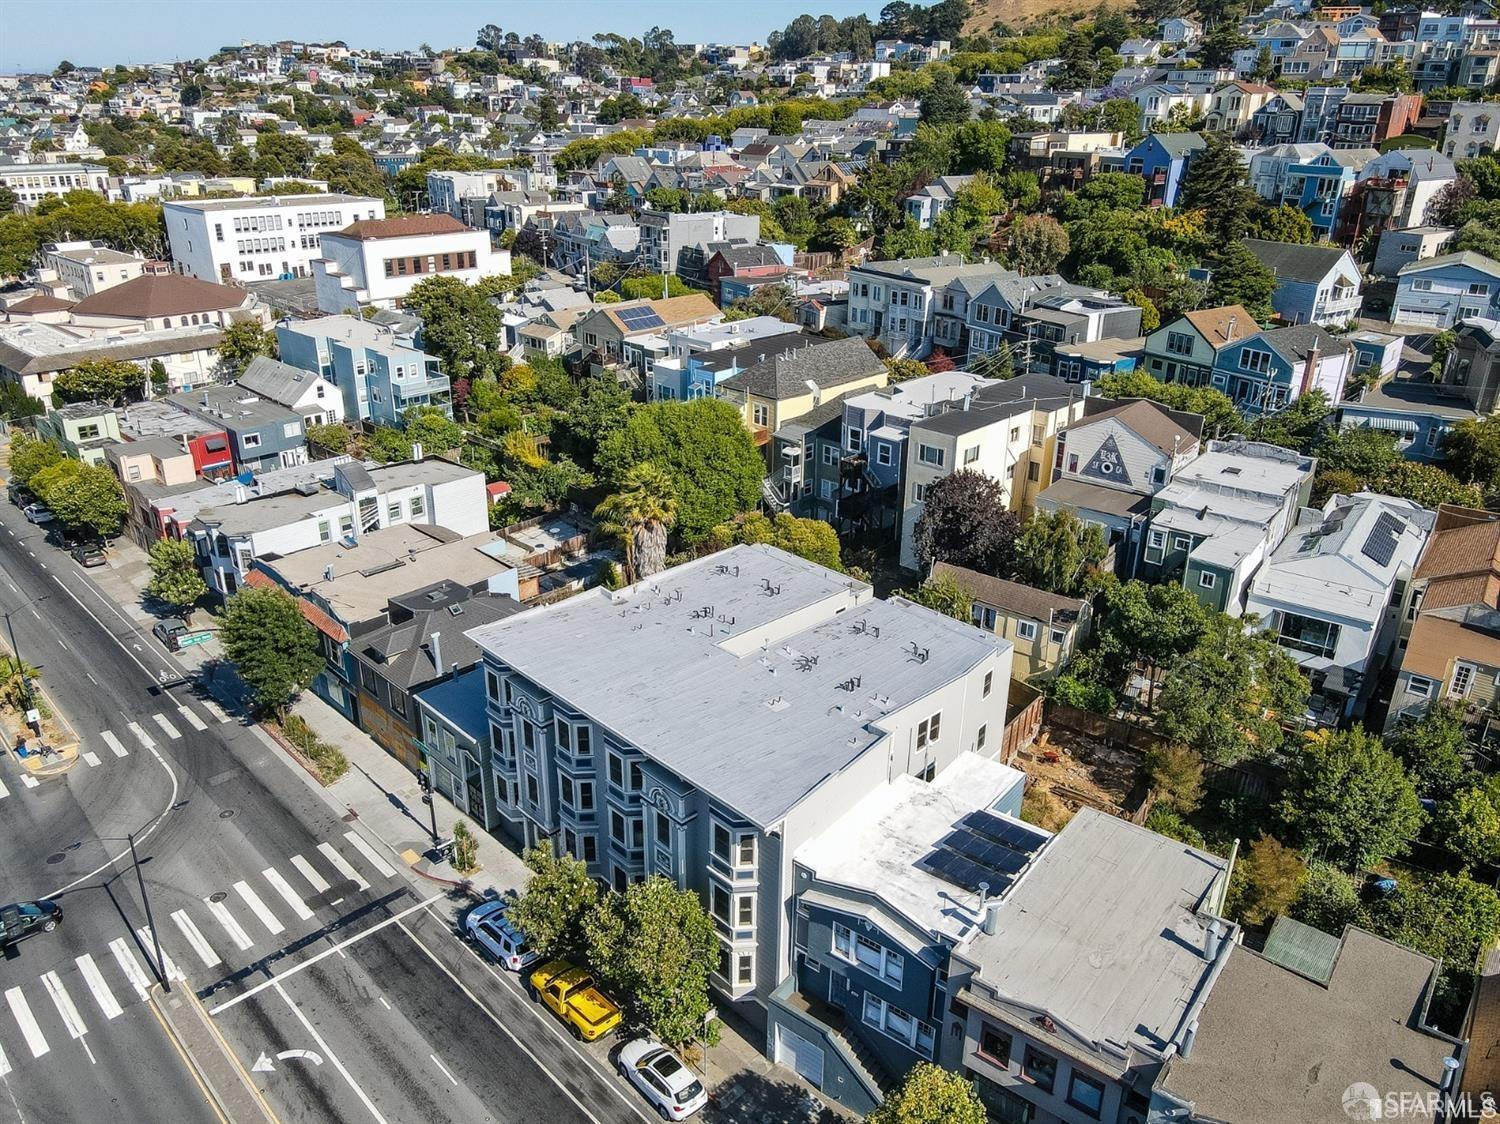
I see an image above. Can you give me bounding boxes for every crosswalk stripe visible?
[81,751,101,768]
[0,1038,9,1077]
[100,730,128,757]
[108,939,151,1003]
[317,842,368,892]
[76,955,123,1020]
[177,706,208,732]
[0,776,9,800]
[5,988,48,1058]
[171,910,221,968]
[343,832,399,879]
[20,775,37,789]
[204,898,254,952]
[151,714,181,740]
[289,854,330,895]
[126,721,155,749]
[134,928,186,982]
[261,868,314,922]
[40,973,86,1040]
[233,881,284,936]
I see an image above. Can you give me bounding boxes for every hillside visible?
[964,0,1100,32]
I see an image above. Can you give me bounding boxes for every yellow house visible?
[717,335,888,444]
[932,562,1093,684]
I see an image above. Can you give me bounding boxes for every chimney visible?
[234,484,247,504]
[1180,1018,1199,1059]
[981,900,1001,936]
[1204,918,1222,962]
[1299,346,1321,397]
[429,630,442,673]
[411,441,424,462]
[1225,314,1238,343]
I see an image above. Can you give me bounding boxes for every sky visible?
[2,0,889,74]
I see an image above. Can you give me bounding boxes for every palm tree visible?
[594,463,678,584]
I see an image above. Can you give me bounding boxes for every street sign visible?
[176,631,212,649]
[24,709,38,726]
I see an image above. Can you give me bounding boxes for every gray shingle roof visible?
[1242,238,1354,284]
[237,356,326,407]
[719,336,885,400]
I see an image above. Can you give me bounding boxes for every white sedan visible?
[463,901,538,972]
[617,1038,708,1120]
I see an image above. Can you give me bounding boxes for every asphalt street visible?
[0,498,652,1124]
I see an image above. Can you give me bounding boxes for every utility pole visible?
[129,832,170,993]
[2,610,30,712]
[417,770,439,846]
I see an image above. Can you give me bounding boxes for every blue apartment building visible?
[277,314,452,426]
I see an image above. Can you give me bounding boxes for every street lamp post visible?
[2,608,34,711]
[417,769,440,847]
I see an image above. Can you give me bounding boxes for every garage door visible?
[1393,307,1442,328]
[775,1024,825,1088]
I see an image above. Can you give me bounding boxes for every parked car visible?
[7,484,32,507]
[617,1038,708,1120]
[529,960,622,1041]
[152,619,191,651]
[0,900,62,947]
[71,543,106,568]
[22,503,53,524]
[464,901,539,972]
[46,525,80,549]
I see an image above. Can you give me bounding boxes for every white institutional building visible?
[163,193,386,283]
[311,214,509,313]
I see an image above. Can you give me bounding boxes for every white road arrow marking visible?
[252,1048,325,1072]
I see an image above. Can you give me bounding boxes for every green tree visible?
[1379,461,1482,509]
[509,842,599,963]
[949,119,1012,175]
[1090,577,1209,693]
[1180,135,1258,242]
[402,275,506,380]
[1154,614,1308,764]
[597,399,764,543]
[1385,705,1473,800]
[1314,424,1403,482]
[1206,241,1276,321]
[1226,834,1307,927]
[899,574,972,621]
[918,69,971,127]
[1364,871,1500,1022]
[305,423,351,456]
[1010,508,1106,595]
[618,274,693,301]
[215,321,277,377]
[1290,862,1364,935]
[913,470,1023,576]
[53,358,142,406]
[1443,414,1500,489]
[402,405,464,455]
[710,512,843,571]
[1094,369,1245,438]
[1008,213,1070,277]
[1250,389,1329,453]
[1144,744,1205,813]
[868,1063,986,1124]
[594,462,679,583]
[31,460,126,537]
[6,433,63,488]
[886,357,929,383]
[1432,779,1500,869]
[1199,20,1252,68]
[582,876,720,1049]
[560,375,636,469]
[145,538,208,624]
[220,586,324,716]
[1248,203,1315,244]
[1278,728,1425,869]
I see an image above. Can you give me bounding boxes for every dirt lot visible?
[1015,724,1143,831]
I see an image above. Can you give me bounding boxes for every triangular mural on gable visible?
[1082,433,1133,486]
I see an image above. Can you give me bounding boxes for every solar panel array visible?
[1360,511,1405,568]
[918,809,1049,896]
[616,307,666,331]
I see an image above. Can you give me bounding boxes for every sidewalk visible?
[290,691,530,900]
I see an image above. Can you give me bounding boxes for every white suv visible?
[617,1038,709,1119]
[464,902,539,972]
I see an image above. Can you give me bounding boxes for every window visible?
[1173,534,1192,552]
[1408,675,1434,698]
[876,443,893,467]
[1020,1046,1057,1093]
[713,822,732,863]
[983,671,993,697]
[1050,628,1067,644]
[1238,349,1271,375]
[736,895,753,927]
[821,444,838,466]
[711,882,731,923]
[1067,1073,1105,1118]
[608,752,624,786]
[752,403,769,427]
[317,520,332,543]
[1148,530,1166,550]
[833,923,903,984]
[736,953,753,985]
[977,724,987,751]
[1160,330,1196,358]
[1199,571,1217,589]
[916,712,941,748]
[978,1023,1013,1067]
[655,811,670,841]
[1016,619,1038,641]
[912,482,929,503]
[963,445,980,465]
[387,501,401,523]
[917,444,945,467]
[241,432,262,449]
[409,494,424,518]
[846,427,864,452]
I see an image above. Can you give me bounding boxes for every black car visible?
[46,525,80,550]
[0,901,61,947]
[70,543,106,568]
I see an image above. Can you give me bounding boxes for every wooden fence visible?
[1002,682,1044,764]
